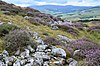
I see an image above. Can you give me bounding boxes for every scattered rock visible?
[36,45,48,52]
[34,52,50,61]
[43,61,49,66]
[15,50,20,56]
[13,60,21,66]
[8,21,13,24]
[8,61,13,66]
[73,50,80,56]
[54,58,66,66]
[27,57,34,64]
[34,58,43,66]
[58,35,73,42]
[20,49,30,59]
[20,59,27,65]
[67,58,78,66]
[27,45,35,53]
[0,21,3,25]
[0,61,3,66]
[51,48,66,58]
[2,50,9,57]
[0,54,3,60]
[51,26,59,30]
[35,37,44,45]
[0,35,68,66]
[33,32,39,39]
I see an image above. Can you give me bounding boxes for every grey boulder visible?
[51,48,66,58]
[67,58,78,66]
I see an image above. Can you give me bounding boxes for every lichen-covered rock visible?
[15,50,20,56]
[73,50,80,56]
[20,49,30,59]
[35,37,44,45]
[20,59,27,65]
[27,45,35,53]
[36,45,48,52]
[67,58,78,66]
[51,48,66,58]
[0,61,3,66]
[13,60,21,66]
[54,58,66,66]
[2,50,9,57]
[58,35,73,42]
[34,58,43,66]
[34,52,50,61]
[43,61,49,66]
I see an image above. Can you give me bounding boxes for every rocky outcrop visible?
[0,45,67,66]
[0,34,67,66]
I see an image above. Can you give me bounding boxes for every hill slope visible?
[0,1,100,66]
[31,5,100,21]
[58,7,100,21]
[31,5,92,13]
[0,1,63,25]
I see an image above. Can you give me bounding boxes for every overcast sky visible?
[2,0,100,7]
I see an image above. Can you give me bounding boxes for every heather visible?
[0,23,18,37]
[88,25,100,32]
[4,29,34,55]
[70,38,100,66]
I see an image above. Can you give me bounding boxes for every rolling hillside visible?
[31,5,100,21]
[58,7,100,21]
[0,1,100,66]
[31,5,92,13]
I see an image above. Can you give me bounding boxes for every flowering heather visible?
[85,49,100,66]
[44,37,62,46]
[57,24,79,36]
[88,25,100,32]
[4,29,34,55]
[70,38,100,66]
[71,38,99,49]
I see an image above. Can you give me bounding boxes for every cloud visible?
[35,1,67,6]
[36,0,67,4]
[2,0,37,7]
[15,4,31,7]
[2,0,100,7]
[36,0,100,6]
[65,0,100,6]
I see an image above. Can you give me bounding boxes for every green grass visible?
[0,11,3,15]
[0,38,4,53]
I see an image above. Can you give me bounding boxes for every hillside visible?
[32,5,91,13]
[0,1,100,66]
[32,5,100,21]
[58,7,100,21]
[0,1,63,25]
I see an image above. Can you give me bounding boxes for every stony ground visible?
[0,32,78,66]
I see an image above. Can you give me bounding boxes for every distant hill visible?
[31,5,100,21]
[59,7,100,21]
[31,5,92,13]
